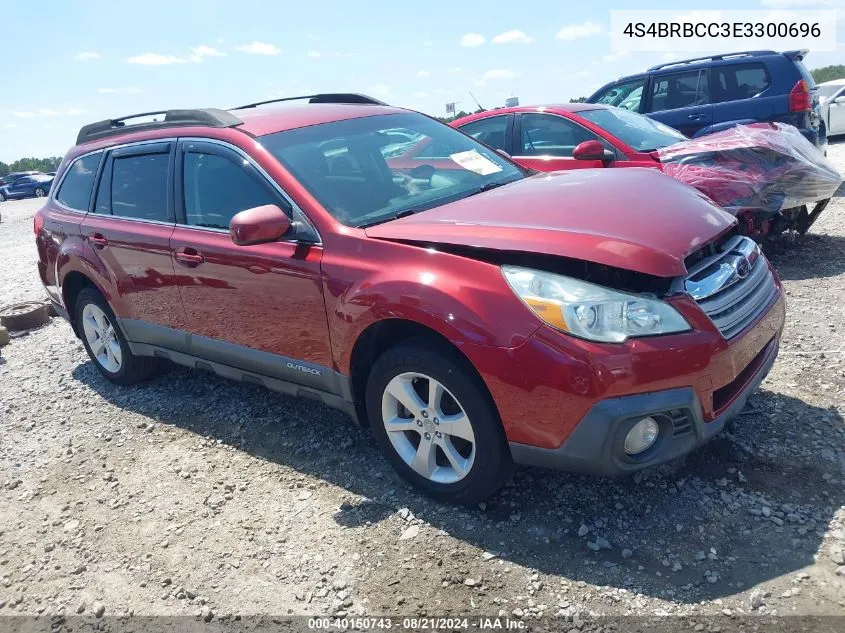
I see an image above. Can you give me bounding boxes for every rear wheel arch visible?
[348,318,499,429]
[61,271,111,337]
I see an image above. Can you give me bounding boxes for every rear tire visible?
[34,187,46,198]
[366,339,513,504]
[75,287,160,385]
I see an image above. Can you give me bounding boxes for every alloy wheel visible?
[35,188,46,198]
[381,372,476,484]
[81,304,122,373]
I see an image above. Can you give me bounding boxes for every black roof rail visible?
[76,108,242,145]
[230,93,387,111]
[648,50,776,71]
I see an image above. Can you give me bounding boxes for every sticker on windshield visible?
[449,150,503,176]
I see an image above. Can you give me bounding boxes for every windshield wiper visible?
[466,180,511,198]
[358,208,422,229]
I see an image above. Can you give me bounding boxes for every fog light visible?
[624,417,660,455]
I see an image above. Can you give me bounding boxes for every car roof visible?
[819,78,845,86]
[234,103,409,136]
[452,103,608,124]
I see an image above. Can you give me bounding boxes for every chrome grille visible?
[683,235,777,339]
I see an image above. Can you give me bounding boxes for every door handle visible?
[87,233,108,249]
[687,114,705,120]
[174,247,205,267]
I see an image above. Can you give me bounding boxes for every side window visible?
[711,63,771,103]
[457,116,509,151]
[518,114,600,158]
[593,78,647,113]
[110,152,170,221]
[56,152,102,211]
[649,70,709,112]
[183,151,278,230]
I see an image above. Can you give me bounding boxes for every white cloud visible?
[2,123,17,129]
[416,70,430,77]
[448,67,461,74]
[413,91,430,98]
[602,50,632,62]
[482,69,517,80]
[492,30,533,44]
[66,108,85,115]
[662,52,680,61]
[128,53,188,65]
[74,52,101,61]
[188,45,225,62]
[128,45,224,65]
[97,88,118,94]
[460,33,486,47]
[556,21,604,41]
[37,108,58,116]
[307,51,321,58]
[234,41,281,55]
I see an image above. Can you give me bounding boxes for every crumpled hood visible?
[365,168,736,277]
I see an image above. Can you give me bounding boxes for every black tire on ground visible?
[75,287,160,386]
[0,192,6,202]
[366,338,514,504]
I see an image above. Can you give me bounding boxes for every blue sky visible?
[0,0,842,162]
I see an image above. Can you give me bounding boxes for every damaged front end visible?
[656,122,842,239]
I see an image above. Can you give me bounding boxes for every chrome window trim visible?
[178,136,323,244]
[101,215,176,227]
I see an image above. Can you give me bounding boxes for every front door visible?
[169,139,334,389]
[512,113,615,171]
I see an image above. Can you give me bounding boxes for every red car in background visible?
[450,105,840,238]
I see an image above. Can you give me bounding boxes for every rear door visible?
[80,140,189,344]
[168,139,334,387]
[511,112,616,171]
[646,69,713,136]
[453,114,514,154]
[710,62,776,126]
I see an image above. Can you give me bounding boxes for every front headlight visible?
[502,265,690,343]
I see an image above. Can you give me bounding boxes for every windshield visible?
[579,107,687,151]
[261,112,524,227]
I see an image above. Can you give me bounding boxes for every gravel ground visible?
[1,144,844,630]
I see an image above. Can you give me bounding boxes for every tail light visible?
[788,80,811,112]
[33,209,44,235]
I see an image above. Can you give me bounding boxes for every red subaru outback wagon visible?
[36,94,785,503]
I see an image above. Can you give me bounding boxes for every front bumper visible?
[508,335,778,475]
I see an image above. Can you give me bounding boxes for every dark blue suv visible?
[587,50,826,151]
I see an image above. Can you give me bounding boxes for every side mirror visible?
[230,204,291,246]
[408,164,435,180]
[573,140,614,162]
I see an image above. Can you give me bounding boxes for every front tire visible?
[75,287,159,385]
[366,339,513,504]
[0,191,6,202]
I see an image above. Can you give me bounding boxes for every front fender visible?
[324,244,543,374]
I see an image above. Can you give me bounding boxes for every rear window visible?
[56,152,102,211]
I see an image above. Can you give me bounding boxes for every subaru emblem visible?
[734,256,751,279]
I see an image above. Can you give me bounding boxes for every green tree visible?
[569,96,588,103]
[811,65,845,84]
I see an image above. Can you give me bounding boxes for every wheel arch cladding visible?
[348,318,499,429]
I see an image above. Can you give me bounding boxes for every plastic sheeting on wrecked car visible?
[657,122,842,218]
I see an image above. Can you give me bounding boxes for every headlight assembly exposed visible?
[501,265,690,343]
